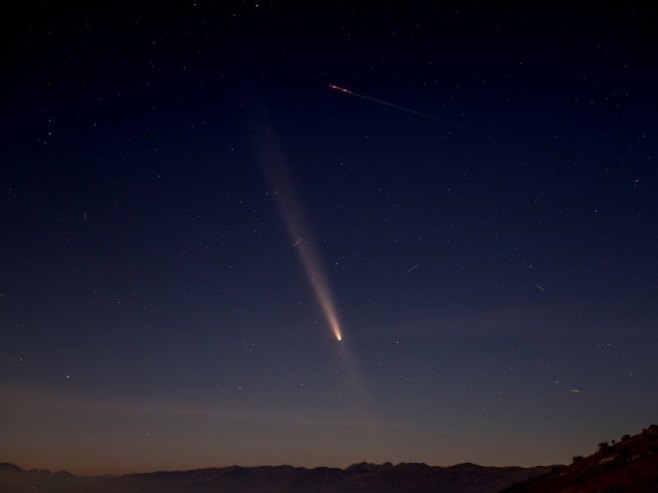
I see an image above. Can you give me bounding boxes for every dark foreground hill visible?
[502,425,658,493]
[0,461,549,493]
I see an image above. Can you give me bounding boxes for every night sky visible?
[2,2,658,475]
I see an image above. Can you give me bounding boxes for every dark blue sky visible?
[1,2,657,474]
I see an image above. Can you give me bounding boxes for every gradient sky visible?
[1,2,657,475]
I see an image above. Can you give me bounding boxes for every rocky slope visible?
[502,425,658,493]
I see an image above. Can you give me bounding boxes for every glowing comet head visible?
[310,277,343,342]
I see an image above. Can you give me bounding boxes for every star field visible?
[1,2,657,475]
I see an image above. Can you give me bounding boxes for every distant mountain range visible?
[3,425,657,493]
[0,461,548,493]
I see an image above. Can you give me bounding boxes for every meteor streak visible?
[328,83,467,130]
[328,84,352,94]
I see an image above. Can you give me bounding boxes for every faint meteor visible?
[407,263,420,273]
[329,83,467,130]
[535,283,545,292]
[260,125,344,342]
[328,84,352,94]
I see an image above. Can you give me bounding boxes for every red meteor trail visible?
[328,83,467,130]
[328,83,352,94]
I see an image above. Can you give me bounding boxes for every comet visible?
[328,83,467,130]
[259,124,344,342]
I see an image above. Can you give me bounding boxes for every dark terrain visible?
[0,461,548,493]
[502,425,658,493]
[4,426,658,493]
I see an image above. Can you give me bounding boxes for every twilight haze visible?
[1,2,657,476]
